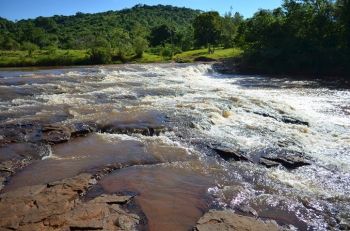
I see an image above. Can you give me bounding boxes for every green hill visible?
[0,4,201,50]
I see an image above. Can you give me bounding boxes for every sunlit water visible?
[0,63,349,230]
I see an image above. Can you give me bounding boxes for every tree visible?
[130,24,149,57]
[108,28,132,61]
[1,36,20,50]
[149,24,174,46]
[133,37,149,58]
[193,11,222,53]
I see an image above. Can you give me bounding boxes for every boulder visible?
[194,210,280,231]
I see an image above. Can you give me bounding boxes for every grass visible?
[0,50,90,67]
[137,53,165,63]
[174,47,243,62]
[0,47,243,67]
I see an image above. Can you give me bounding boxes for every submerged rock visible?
[252,111,309,126]
[98,110,167,136]
[194,210,280,231]
[0,173,140,231]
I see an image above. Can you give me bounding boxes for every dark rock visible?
[41,125,71,144]
[281,116,309,126]
[97,110,167,136]
[0,122,77,144]
[252,111,309,126]
[259,158,280,168]
[194,56,216,62]
[212,58,238,74]
[211,145,250,162]
[0,123,36,143]
[261,150,311,169]
[101,125,166,136]
[69,122,96,137]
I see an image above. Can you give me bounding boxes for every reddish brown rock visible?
[0,173,140,231]
[194,210,280,231]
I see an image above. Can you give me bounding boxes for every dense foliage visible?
[236,0,350,76]
[0,5,201,61]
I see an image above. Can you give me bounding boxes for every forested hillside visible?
[0,4,200,50]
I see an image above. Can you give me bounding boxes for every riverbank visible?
[0,48,242,68]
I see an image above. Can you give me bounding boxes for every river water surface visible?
[0,63,349,230]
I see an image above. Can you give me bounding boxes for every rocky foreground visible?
[0,112,285,231]
[0,173,281,231]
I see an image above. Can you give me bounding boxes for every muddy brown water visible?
[99,165,214,231]
[1,64,350,230]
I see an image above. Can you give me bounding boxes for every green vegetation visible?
[0,4,243,67]
[0,48,242,67]
[235,0,350,76]
[0,50,89,67]
[0,1,349,77]
[174,48,242,62]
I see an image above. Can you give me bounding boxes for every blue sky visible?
[0,0,282,21]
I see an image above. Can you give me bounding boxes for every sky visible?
[0,0,282,21]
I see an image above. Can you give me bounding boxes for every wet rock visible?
[236,205,259,217]
[194,56,217,62]
[259,158,280,168]
[41,125,71,144]
[69,122,96,137]
[102,125,166,136]
[281,116,309,126]
[261,154,311,169]
[212,58,238,74]
[211,145,250,162]
[194,210,280,231]
[98,110,167,136]
[0,123,74,144]
[222,110,232,118]
[0,123,36,143]
[0,173,140,231]
[0,142,50,162]
[254,148,311,169]
[0,143,51,183]
[252,111,309,126]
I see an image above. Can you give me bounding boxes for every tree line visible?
[236,0,350,76]
[0,1,349,76]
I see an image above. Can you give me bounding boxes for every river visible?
[0,63,349,230]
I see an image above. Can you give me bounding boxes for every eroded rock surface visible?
[194,210,280,231]
[0,173,140,231]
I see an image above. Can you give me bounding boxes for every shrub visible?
[89,47,112,64]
